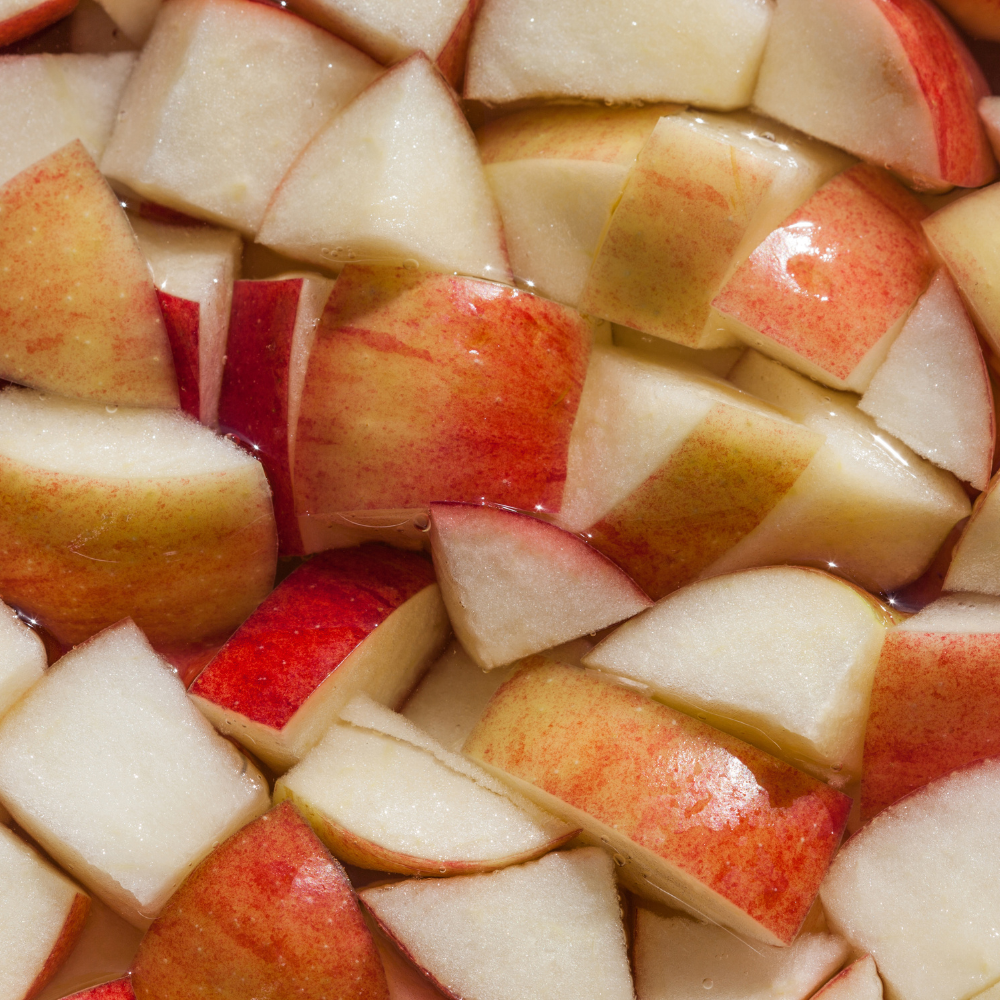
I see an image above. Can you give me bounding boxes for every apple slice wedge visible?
[810,956,883,1000]
[274,695,576,875]
[943,469,1000,594]
[360,848,635,1000]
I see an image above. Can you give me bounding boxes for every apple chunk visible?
[0,619,270,928]
[811,956,883,1000]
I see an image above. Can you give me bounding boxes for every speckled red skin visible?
[190,544,436,731]
[25,890,90,1000]
[465,661,851,945]
[0,0,76,47]
[60,978,136,1000]
[157,291,200,421]
[293,265,591,516]
[130,801,390,1000]
[217,279,304,555]
[861,630,1000,821]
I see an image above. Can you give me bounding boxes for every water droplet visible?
[403,258,420,270]
[105,405,118,414]
[821,395,831,402]
[831,763,842,772]
[703,979,713,990]
[438,867,447,874]
[600,836,611,845]
[412,514,430,531]
[347,250,357,260]
[762,131,775,142]
[613,853,627,867]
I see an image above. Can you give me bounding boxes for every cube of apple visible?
[257,54,509,283]
[0,620,270,927]
[190,544,449,772]
[0,0,76,47]
[0,599,46,721]
[0,825,90,1000]
[0,141,177,408]
[464,659,851,946]
[100,0,381,235]
[0,387,277,650]
[130,801,390,1000]
[360,848,634,1000]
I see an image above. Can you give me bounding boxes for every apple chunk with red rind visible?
[810,956,883,1000]
[190,544,449,773]
[56,981,135,1000]
[131,800,390,1000]
[155,291,200,420]
[464,658,851,947]
[0,387,277,650]
[0,0,76,47]
[0,141,177,409]
[0,619,270,928]
[291,265,591,523]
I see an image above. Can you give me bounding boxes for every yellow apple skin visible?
[0,142,178,408]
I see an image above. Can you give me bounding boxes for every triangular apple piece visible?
[811,956,883,1000]
[944,472,1000,594]
[258,54,510,283]
[360,848,634,1000]
[131,801,390,1000]
[0,141,177,408]
[429,501,651,670]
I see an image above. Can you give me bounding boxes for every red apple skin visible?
[25,890,90,1000]
[58,979,136,1000]
[293,265,591,516]
[190,544,436,732]
[0,0,77,47]
[130,801,390,1000]
[157,290,201,421]
[435,0,481,87]
[464,659,851,946]
[861,629,1000,821]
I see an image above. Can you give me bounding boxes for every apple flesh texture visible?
[258,54,510,284]
[275,695,575,875]
[580,110,850,350]
[811,957,883,1000]
[717,350,971,594]
[464,659,851,946]
[821,757,1000,1000]
[0,387,277,649]
[131,801,390,1000]
[100,0,380,235]
[0,0,76,46]
[292,264,591,520]
[0,620,270,928]
[217,275,334,556]
[0,53,135,188]
[0,825,90,1000]
[632,907,849,1000]
[361,847,634,1000]
[751,0,996,191]
[861,593,1000,821]
[0,141,177,408]
[130,216,242,428]
[57,980,135,1000]
[189,544,449,773]
[585,565,893,784]
[713,164,936,394]
[464,0,770,109]
[371,929,450,1000]
[476,103,676,308]
[0,598,46,721]
[428,501,651,671]
[556,344,823,600]
[859,269,994,490]
[943,469,1000,594]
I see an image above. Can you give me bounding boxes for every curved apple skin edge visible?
[26,891,91,1000]
[369,922,451,1000]
[54,978,135,1000]
[0,0,77,47]
[273,783,580,877]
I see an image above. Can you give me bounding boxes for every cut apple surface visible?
[360,847,635,1000]
[584,565,893,783]
[0,598,46,721]
[811,956,883,1000]
[0,619,270,928]
[943,469,1000,594]
[275,695,575,874]
[258,54,510,283]
[464,658,851,946]
[428,501,651,670]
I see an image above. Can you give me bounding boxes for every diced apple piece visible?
[752,0,996,190]
[943,470,1000,594]
[0,387,277,649]
[0,53,134,187]
[585,566,893,783]
[464,659,851,946]
[580,110,851,349]
[0,620,270,929]
[717,351,971,594]
[100,0,381,235]
[0,599,46,720]
[275,695,575,874]
[428,501,650,670]
[465,0,771,109]
[258,54,509,283]
[811,957,883,1000]
[292,265,591,527]
[131,801,390,1000]
[821,757,1000,1000]
[361,848,634,1000]
[0,0,76,47]
[0,141,177,408]
[190,544,448,772]
[57,980,135,1000]
[713,164,936,393]
[633,907,850,1000]
[130,217,241,427]
[0,825,89,1000]
[153,291,199,422]
[556,344,823,600]
[859,270,993,489]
